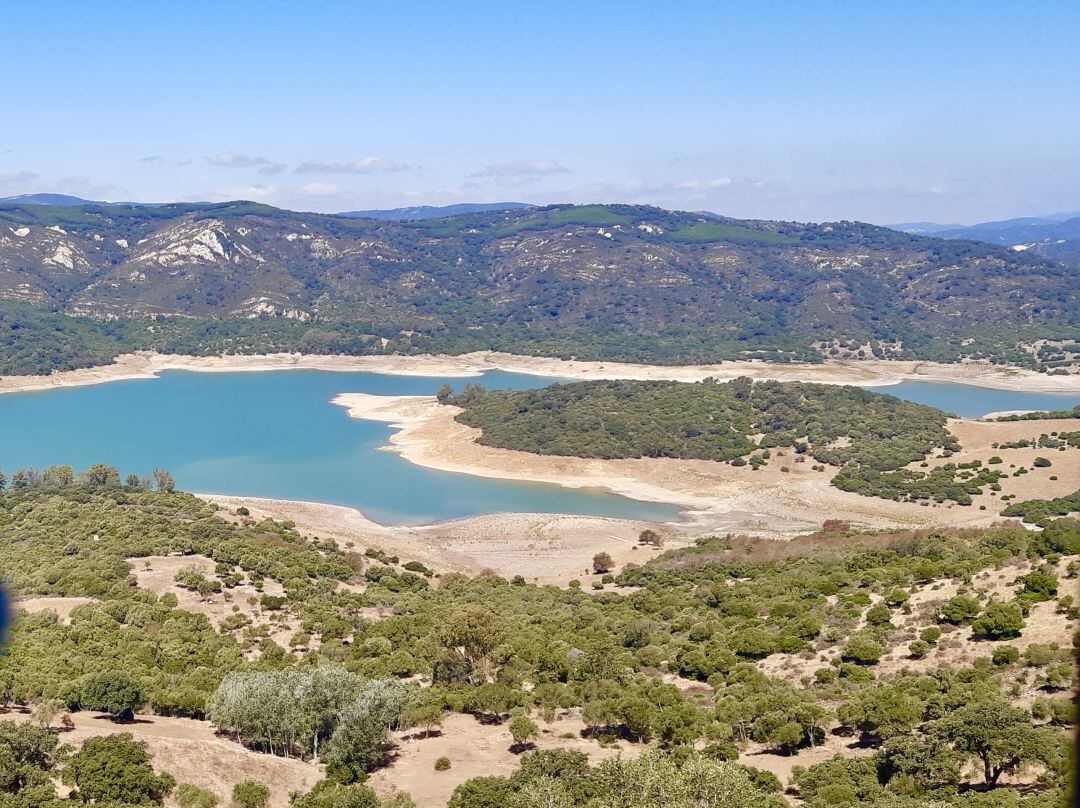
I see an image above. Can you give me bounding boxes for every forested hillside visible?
[446,378,1011,504]
[1,201,1077,375]
[0,468,1077,806]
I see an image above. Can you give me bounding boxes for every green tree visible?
[79,463,121,488]
[928,700,1046,785]
[588,751,768,808]
[232,780,270,808]
[62,734,175,804]
[971,602,1025,639]
[175,783,219,808]
[289,781,378,808]
[152,468,176,494]
[435,606,507,684]
[939,594,981,624]
[508,714,538,750]
[878,735,962,792]
[841,634,884,665]
[81,671,144,720]
[447,776,514,808]
[0,722,59,796]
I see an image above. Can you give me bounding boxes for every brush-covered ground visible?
[0,465,1077,808]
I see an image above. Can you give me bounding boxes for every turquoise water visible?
[0,371,1074,525]
[0,370,683,525]
[866,381,1077,418]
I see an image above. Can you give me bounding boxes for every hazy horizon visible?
[2,0,1078,225]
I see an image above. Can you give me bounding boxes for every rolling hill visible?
[893,214,1080,266]
[0,200,1076,375]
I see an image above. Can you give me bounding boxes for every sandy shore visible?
[196,493,682,586]
[331,393,1052,540]
[2,350,1079,395]
[195,395,1076,585]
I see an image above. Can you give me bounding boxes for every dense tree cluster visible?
[1002,490,1080,523]
[447,378,1012,503]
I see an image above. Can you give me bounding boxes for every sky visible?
[1,0,1078,224]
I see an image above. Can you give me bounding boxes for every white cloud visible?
[194,184,280,203]
[295,156,408,175]
[0,170,38,187]
[469,159,570,185]
[206,152,285,175]
[299,182,342,196]
[675,178,732,191]
[52,176,118,199]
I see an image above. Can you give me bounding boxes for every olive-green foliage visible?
[0,481,1076,808]
[175,783,219,808]
[448,378,1007,504]
[971,602,1026,639]
[450,378,952,468]
[1002,489,1080,524]
[0,721,60,803]
[80,670,144,718]
[2,202,1074,375]
[208,669,415,774]
[62,734,175,805]
[448,750,771,808]
[289,781,379,808]
[232,780,270,808]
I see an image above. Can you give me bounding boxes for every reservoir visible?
[0,370,1074,525]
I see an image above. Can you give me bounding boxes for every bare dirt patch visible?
[2,709,320,808]
[198,495,684,587]
[128,555,300,649]
[367,711,642,806]
[12,596,98,623]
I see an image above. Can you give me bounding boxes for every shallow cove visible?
[866,380,1078,418]
[0,370,1075,525]
[0,369,684,525]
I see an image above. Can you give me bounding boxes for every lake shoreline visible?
[193,492,692,586]
[331,393,1064,540]
[2,350,1079,396]
[194,395,1078,585]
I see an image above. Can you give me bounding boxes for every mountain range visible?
[0,199,1076,376]
[892,213,1080,266]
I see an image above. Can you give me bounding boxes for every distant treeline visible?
[995,405,1080,421]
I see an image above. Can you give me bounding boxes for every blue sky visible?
[1,0,1077,223]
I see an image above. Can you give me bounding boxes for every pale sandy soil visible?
[756,556,1079,685]
[368,711,642,806]
[930,418,1079,508]
[330,394,1061,540]
[129,555,301,649]
[11,596,98,623]
[197,495,682,587]
[2,350,1078,396]
[739,726,875,787]
[1,709,321,808]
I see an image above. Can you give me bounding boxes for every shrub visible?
[177,783,219,808]
[972,602,1025,639]
[992,645,1020,666]
[232,780,270,808]
[435,756,451,771]
[63,734,174,805]
[289,781,378,808]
